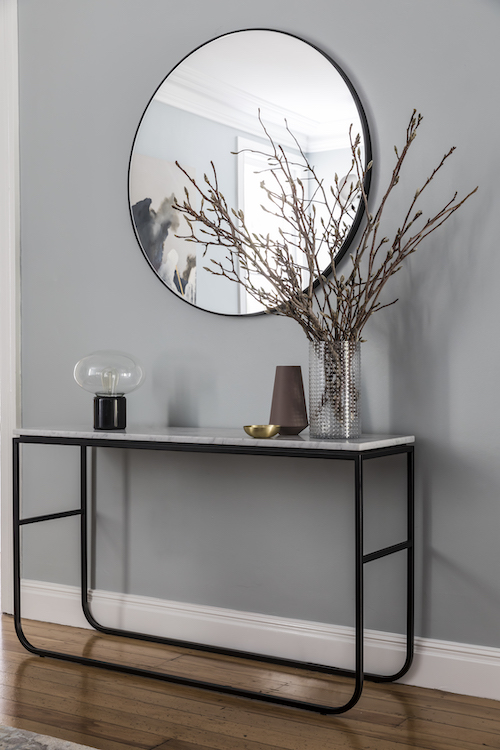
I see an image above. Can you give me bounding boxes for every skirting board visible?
[19,579,500,703]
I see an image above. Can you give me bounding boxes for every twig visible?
[174,111,477,343]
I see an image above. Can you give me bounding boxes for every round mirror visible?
[129,29,371,315]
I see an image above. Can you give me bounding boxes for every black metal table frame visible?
[13,433,414,715]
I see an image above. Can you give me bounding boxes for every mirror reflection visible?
[129,30,371,315]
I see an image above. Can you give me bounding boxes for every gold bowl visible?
[244,424,280,439]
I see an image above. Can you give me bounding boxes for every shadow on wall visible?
[151,349,218,427]
[363,194,494,645]
[91,448,132,615]
[385,176,488,437]
[417,440,500,646]
[167,373,199,427]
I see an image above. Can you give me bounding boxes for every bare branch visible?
[173,112,477,342]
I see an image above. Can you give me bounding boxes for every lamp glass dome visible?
[74,351,145,396]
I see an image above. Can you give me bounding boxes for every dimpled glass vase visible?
[309,340,361,439]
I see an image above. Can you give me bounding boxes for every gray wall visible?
[18,0,500,648]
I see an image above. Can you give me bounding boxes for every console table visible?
[13,427,415,714]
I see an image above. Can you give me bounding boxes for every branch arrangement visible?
[174,111,477,345]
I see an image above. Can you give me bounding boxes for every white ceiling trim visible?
[154,66,353,153]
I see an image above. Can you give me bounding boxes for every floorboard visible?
[1,615,499,750]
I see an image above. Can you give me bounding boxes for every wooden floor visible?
[0,615,499,750]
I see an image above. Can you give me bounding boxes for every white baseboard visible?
[19,579,500,703]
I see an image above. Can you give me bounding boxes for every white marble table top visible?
[14,426,414,452]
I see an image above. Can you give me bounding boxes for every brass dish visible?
[244,424,280,439]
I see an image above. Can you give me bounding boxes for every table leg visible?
[366,446,415,682]
[77,443,368,714]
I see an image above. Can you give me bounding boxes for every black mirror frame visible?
[128,28,372,317]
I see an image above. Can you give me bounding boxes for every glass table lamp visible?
[74,351,145,430]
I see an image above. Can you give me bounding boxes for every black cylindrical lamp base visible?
[93,395,126,430]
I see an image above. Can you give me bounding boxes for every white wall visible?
[15,0,500,657]
[0,0,20,612]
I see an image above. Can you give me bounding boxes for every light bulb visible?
[74,351,145,430]
[101,368,120,396]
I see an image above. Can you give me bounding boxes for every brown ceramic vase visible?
[269,365,308,435]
